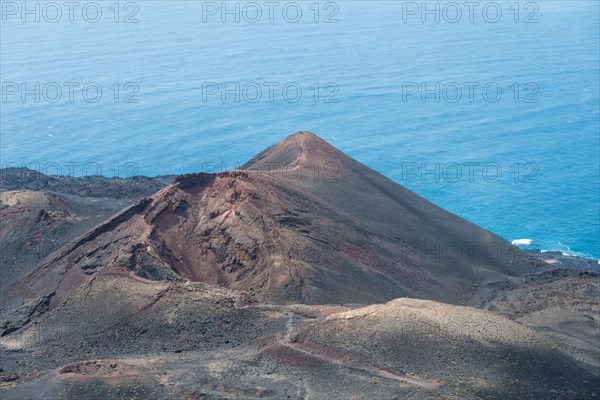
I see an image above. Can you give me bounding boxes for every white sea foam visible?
[557,242,577,256]
[511,239,533,246]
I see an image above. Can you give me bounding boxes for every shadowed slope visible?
[290,298,598,398]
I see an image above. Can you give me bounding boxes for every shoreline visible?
[523,248,600,271]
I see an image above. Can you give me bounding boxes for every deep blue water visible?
[1,1,599,258]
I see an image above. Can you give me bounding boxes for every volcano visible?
[8,131,543,307]
[1,132,597,399]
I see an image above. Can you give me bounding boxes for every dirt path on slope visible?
[245,304,440,391]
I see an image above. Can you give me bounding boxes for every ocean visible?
[1,1,599,258]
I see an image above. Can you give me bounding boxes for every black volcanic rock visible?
[0,167,173,199]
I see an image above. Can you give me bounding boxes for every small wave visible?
[539,242,598,260]
[511,239,533,246]
[555,242,594,258]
